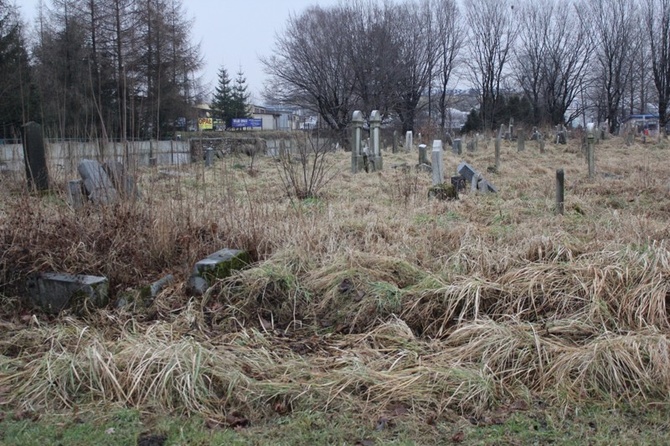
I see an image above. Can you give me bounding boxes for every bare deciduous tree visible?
[261,6,355,135]
[464,0,518,131]
[587,0,638,133]
[645,0,670,133]
[515,0,593,126]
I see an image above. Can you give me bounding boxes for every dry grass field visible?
[1,133,669,444]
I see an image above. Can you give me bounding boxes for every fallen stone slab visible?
[187,249,250,295]
[26,272,109,313]
[457,161,498,193]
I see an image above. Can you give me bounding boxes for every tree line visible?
[0,0,203,140]
[263,0,670,135]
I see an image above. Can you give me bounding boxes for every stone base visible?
[188,249,250,295]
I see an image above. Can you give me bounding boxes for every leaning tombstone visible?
[22,121,50,191]
[78,159,119,205]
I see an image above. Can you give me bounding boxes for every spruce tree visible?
[211,65,233,127]
[231,66,250,119]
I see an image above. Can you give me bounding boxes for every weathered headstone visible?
[351,110,365,173]
[431,140,444,185]
[392,130,398,153]
[539,139,546,154]
[78,159,119,205]
[586,123,595,179]
[517,130,525,152]
[67,179,85,209]
[450,175,466,191]
[555,125,567,145]
[22,122,50,191]
[26,272,109,313]
[508,118,514,140]
[452,138,462,155]
[466,138,476,152]
[405,130,413,152]
[495,125,503,170]
[418,144,430,165]
[187,249,250,296]
[556,169,565,215]
[369,110,383,171]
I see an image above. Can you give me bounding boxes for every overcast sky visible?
[17,0,340,104]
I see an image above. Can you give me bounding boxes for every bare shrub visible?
[276,132,338,200]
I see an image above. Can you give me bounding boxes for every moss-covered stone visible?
[428,183,459,201]
[188,249,251,295]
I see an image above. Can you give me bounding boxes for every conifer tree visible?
[231,66,250,119]
[211,65,233,126]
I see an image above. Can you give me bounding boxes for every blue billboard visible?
[231,118,263,128]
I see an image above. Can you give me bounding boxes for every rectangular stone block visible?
[26,273,108,313]
[188,249,250,295]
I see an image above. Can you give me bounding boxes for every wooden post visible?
[556,169,564,215]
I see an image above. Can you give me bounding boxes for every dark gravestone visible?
[452,139,462,155]
[22,122,49,191]
[78,159,119,205]
[457,161,498,193]
[450,175,466,191]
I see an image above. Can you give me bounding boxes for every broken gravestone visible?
[187,249,250,295]
[457,161,498,193]
[78,159,118,205]
[26,272,109,313]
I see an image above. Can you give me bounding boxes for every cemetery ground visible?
[1,134,670,445]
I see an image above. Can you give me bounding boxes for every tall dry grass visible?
[1,135,669,422]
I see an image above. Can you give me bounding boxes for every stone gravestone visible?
[22,122,50,191]
[517,130,526,152]
[466,138,476,152]
[187,249,250,296]
[457,161,498,193]
[67,180,85,209]
[78,159,119,205]
[26,272,109,313]
[392,130,398,153]
[431,140,444,185]
[555,125,567,144]
[495,125,503,170]
[452,138,462,155]
[405,130,413,152]
[418,144,430,165]
[103,160,140,199]
[351,110,365,173]
[368,110,383,171]
[586,123,596,178]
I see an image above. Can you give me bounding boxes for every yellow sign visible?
[198,117,213,130]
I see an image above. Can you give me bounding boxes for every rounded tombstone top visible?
[369,110,381,122]
[352,110,364,122]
